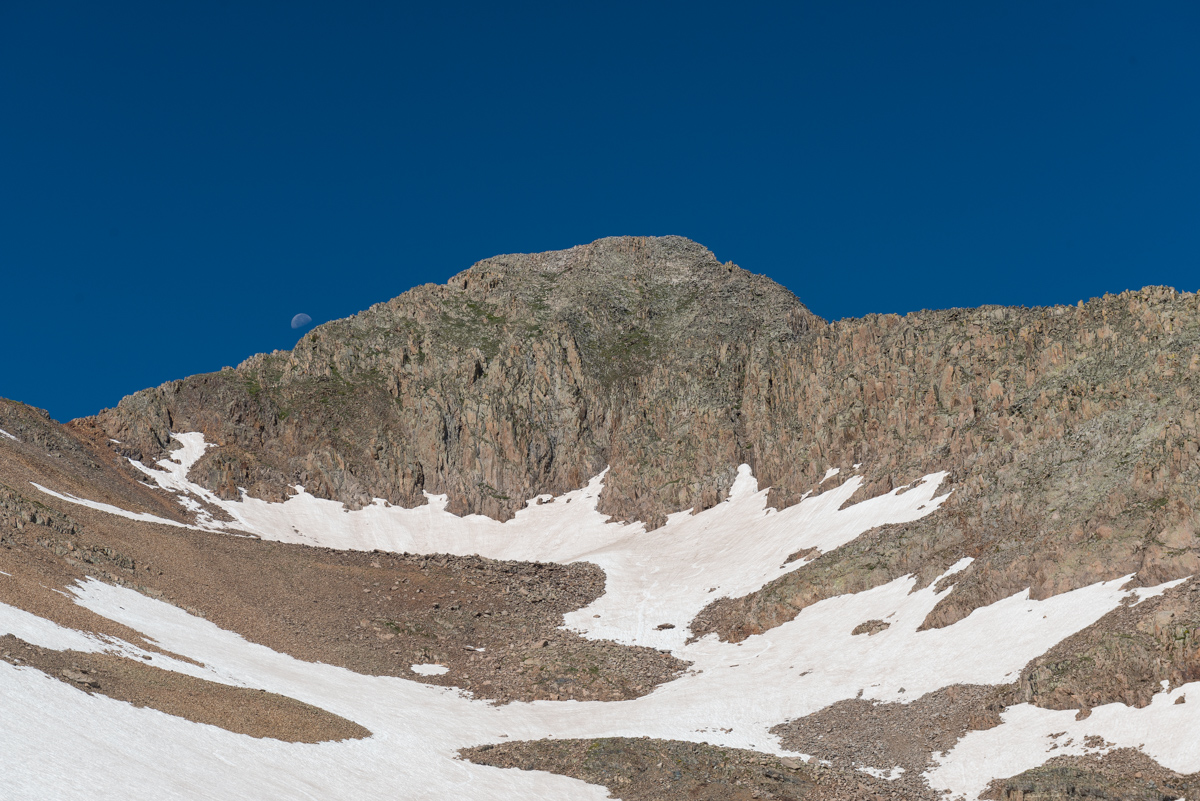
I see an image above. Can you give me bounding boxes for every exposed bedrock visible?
[91,236,817,527]
[1013,577,1200,712]
[83,236,1200,634]
[981,749,1200,801]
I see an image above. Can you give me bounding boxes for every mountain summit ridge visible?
[86,238,1200,667]
[3,236,1200,797]
[93,235,821,527]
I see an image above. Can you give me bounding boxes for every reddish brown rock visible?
[66,238,1200,658]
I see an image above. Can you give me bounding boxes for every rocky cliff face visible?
[692,283,1200,652]
[9,236,1200,797]
[91,237,1200,657]
[93,236,819,527]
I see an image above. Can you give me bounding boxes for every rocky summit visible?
[2,236,1199,800]
[97,236,819,526]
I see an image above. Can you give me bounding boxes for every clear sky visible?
[3,2,1198,421]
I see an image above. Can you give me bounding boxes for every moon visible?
[291,313,312,330]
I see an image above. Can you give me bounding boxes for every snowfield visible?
[9,432,1197,799]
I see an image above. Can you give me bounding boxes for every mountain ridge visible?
[89,235,819,527]
[73,240,1200,637]
[4,236,1200,798]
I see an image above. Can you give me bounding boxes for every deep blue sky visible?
[3,2,1198,421]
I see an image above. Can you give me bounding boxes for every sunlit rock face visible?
[5,237,1200,798]
[93,235,818,528]
[91,238,1200,635]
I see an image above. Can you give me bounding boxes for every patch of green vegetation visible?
[589,326,660,388]
[463,300,507,326]
[434,305,505,359]
[479,483,510,501]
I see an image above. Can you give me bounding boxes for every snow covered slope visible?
[6,433,1196,799]
[44,433,955,651]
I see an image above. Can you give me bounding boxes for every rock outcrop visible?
[92,236,817,528]
[9,236,1200,796]
[87,236,1200,641]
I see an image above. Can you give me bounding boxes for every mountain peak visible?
[436,234,819,349]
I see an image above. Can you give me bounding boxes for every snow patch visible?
[0,598,215,680]
[411,664,449,676]
[926,684,1200,799]
[0,585,609,801]
[0,564,1189,800]
[42,432,954,652]
[32,484,201,530]
[0,428,19,442]
[16,431,1199,798]
[857,764,904,780]
[1127,575,1190,605]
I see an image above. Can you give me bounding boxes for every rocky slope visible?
[6,235,1200,798]
[92,237,1200,645]
[94,236,818,528]
[688,282,1200,701]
